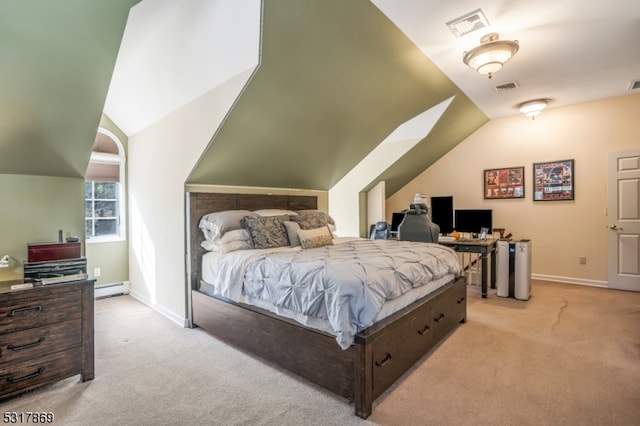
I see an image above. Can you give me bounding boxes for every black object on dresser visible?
[0,278,95,400]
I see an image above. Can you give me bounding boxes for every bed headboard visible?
[187,192,318,290]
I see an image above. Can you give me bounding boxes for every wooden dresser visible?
[0,278,94,400]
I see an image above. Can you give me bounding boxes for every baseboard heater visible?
[94,281,130,299]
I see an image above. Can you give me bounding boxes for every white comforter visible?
[201,238,461,349]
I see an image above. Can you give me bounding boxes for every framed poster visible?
[533,159,574,201]
[484,166,525,199]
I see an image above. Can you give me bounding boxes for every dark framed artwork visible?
[533,159,574,201]
[484,166,525,199]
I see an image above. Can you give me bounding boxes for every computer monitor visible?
[390,212,406,234]
[430,196,454,234]
[454,209,493,234]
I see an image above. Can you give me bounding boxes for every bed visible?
[187,192,467,418]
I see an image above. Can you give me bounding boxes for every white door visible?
[608,149,640,291]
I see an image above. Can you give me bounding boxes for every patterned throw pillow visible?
[297,226,334,249]
[291,210,334,230]
[241,215,289,249]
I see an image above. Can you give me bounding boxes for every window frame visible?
[85,128,126,244]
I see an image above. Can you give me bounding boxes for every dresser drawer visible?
[0,288,81,334]
[0,319,81,365]
[0,348,81,399]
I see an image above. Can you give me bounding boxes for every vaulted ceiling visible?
[185,0,486,194]
[0,0,140,178]
[2,0,637,195]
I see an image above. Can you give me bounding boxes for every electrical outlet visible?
[579,256,586,265]
[94,267,101,277]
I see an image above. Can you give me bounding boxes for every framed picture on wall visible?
[533,159,575,201]
[484,166,525,199]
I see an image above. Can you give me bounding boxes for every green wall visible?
[0,114,130,286]
[0,174,84,281]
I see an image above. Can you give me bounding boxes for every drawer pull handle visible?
[434,313,445,323]
[8,305,43,317]
[375,353,392,367]
[457,297,466,304]
[418,324,431,335]
[7,367,45,384]
[8,336,46,351]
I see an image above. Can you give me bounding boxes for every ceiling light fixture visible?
[519,99,549,119]
[463,33,519,79]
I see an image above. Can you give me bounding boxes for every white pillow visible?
[201,239,252,254]
[254,209,298,217]
[199,210,258,241]
[219,229,252,244]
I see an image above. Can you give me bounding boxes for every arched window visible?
[84,128,126,242]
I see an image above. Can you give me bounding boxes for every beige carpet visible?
[3,280,639,425]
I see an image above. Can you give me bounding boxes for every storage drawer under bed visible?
[368,279,467,398]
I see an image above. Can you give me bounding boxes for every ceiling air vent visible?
[494,81,520,92]
[446,9,489,38]
[628,79,640,91]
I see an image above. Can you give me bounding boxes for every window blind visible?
[85,162,120,182]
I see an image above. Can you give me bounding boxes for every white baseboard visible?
[128,288,188,328]
[95,281,130,299]
[532,274,608,288]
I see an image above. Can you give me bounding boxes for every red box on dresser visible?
[27,242,81,263]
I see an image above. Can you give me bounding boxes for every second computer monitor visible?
[430,196,454,234]
[454,209,493,234]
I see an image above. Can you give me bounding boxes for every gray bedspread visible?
[242,239,461,349]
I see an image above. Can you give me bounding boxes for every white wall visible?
[329,98,453,236]
[128,69,257,323]
[123,0,261,323]
[105,0,261,136]
[387,93,640,286]
[367,181,385,233]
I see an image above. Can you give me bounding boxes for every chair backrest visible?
[398,204,440,243]
[370,221,390,240]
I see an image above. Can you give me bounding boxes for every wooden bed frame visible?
[187,192,466,419]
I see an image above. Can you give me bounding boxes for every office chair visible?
[369,221,390,240]
[397,203,440,243]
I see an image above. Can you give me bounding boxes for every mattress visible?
[199,237,461,349]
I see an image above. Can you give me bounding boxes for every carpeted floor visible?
[3,280,639,425]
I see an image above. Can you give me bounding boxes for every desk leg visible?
[481,252,488,298]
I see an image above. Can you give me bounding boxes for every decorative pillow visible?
[241,215,289,249]
[199,210,259,241]
[292,210,335,230]
[283,221,302,246]
[297,226,334,249]
[327,223,337,238]
[296,210,335,224]
[254,209,298,217]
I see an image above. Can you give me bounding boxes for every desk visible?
[439,238,497,298]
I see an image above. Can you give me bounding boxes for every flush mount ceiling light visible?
[519,99,549,119]
[463,33,519,78]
